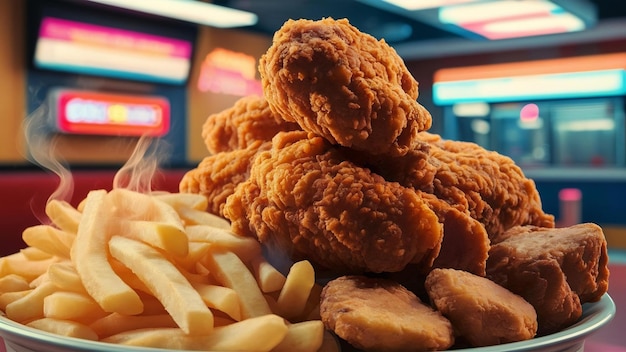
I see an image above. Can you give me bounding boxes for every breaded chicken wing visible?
[259,18,431,157]
[179,140,271,217]
[224,131,443,273]
[371,132,555,241]
[201,95,299,155]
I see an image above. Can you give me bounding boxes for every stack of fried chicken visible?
[181,18,609,351]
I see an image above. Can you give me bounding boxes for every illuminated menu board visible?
[49,89,170,137]
[34,17,193,84]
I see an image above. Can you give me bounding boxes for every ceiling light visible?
[380,0,482,11]
[83,0,258,28]
[438,0,590,39]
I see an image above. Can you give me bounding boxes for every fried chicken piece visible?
[259,18,431,157]
[179,140,271,217]
[224,131,443,273]
[372,132,555,241]
[201,95,300,155]
[420,192,490,276]
[486,223,609,335]
[321,275,454,351]
[425,268,537,347]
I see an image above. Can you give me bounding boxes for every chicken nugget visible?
[425,268,537,347]
[321,275,454,351]
[487,223,609,335]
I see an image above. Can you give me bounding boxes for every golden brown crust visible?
[224,131,443,273]
[179,140,271,217]
[259,18,431,157]
[425,268,537,347]
[201,95,300,155]
[372,132,555,242]
[420,192,490,276]
[486,223,609,335]
[321,275,454,351]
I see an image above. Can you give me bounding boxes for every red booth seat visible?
[0,169,188,256]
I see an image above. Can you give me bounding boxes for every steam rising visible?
[113,136,165,194]
[24,102,168,211]
[23,104,74,205]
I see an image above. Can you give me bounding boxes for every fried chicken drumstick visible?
[259,18,432,157]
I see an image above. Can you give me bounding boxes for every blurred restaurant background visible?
[1,0,626,241]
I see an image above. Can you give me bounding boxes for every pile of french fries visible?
[0,188,337,352]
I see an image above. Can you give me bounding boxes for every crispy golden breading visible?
[224,131,443,273]
[425,268,538,347]
[486,223,609,335]
[259,18,431,157]
[179,140,271,217]
[420,193,490,276]
[321,275,454,352]
[201,95,300,155]
[372,132,555,241]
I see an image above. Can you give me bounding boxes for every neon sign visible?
[35,17,193,84]
[49,89,170,137]
[197,48,262,96]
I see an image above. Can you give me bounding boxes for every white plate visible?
[0,294,616,352]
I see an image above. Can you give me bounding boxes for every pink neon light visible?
[559,188,582,202]
[520,103,539,122]
[39,17,192,58]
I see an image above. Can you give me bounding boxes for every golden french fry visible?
[45,199,81,234]
[20,246,54,261]
[250,256,287,293]
[46,262,87,294]
[276,260,316,320]
[103,314,289,351]
[0,290,32,311]
[28,272,49,288]
[109,189,188,257]
[5,280,58,322]
[108,188,185,227]
[272,320,325,352]
[0,274,31,294]
[153,192,208,211]
[43,291,108,323]
[187,225,262,261]
[108,259,152,294]
[173,242,211,271]
[120,220,189,257]
[192,283,241,321]
[22,225,75,258]
[27,318,98,341]
[1,251,59,282]
[90,313,177,339]
[71,189,143,315]
[202,248,272,319]
[108,235,213,335]
[177,206,231,229]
